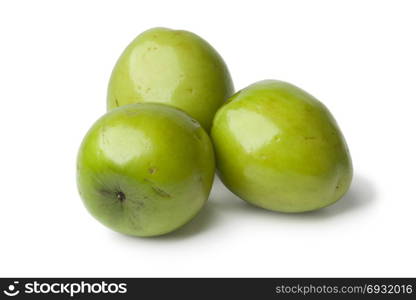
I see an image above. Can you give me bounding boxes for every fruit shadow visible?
[166,172,378,238]
[209,172,377,222]
[113,173,376,242]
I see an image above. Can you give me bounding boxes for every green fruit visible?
[107,27,234,131]
[77,103,215,237]
[211,80,353,213]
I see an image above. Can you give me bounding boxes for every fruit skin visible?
[107,27,234,131]
[211,80,353,213]
[77,103,215,237]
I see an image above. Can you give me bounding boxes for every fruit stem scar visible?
[116,191,126,202]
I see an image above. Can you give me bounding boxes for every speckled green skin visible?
[211,80,353,213]
[77,103,215,236]
[107,27,234,131]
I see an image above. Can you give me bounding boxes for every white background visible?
[0,0,415,277]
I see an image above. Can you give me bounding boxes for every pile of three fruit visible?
[77,28,353,237]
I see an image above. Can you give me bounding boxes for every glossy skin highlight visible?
[107,27,234,131]
[211,80,353,213]
[77,103,215,236]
